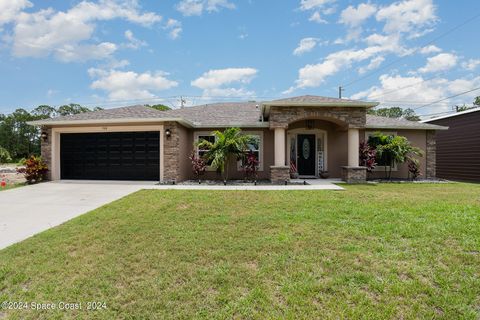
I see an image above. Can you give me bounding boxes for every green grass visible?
[0,184,479,319]
[0,182,25,192]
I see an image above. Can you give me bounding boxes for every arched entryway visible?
[287,118,346,178]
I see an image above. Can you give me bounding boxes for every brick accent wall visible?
[40,126,52,180]
[268,106,366,129]
[426,130,436,179]
[270,166,289,184]
[341,166,367,183]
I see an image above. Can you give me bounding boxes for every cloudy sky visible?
[0,0,479,117]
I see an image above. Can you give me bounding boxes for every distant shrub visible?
[0,146,12,163]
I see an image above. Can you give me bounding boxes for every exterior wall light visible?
[41,131,48,141]
[165,128,171,138]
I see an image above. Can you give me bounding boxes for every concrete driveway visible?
[0,181,151,250]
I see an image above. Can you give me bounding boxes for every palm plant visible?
[197,127,253,182]
[368,132,423,180]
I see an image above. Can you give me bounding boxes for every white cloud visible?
[462,59,480,71]
[309,11,327,24]
[89,68,178,100]
[0,0,32,25]
[124,30,147,49]
[420,45,441,54]
[11,0,161,61]
[176,0,235,16]
[358,56,385,74]
[300,0,335,23]
[418,53,457,73]
[285,33,408,93]
[376,0,437,35]
[164,19,182,39]
[191,67,257,96]
[338,3,377,42]
[351,74,480,115]
[300,0,334,11]
[56,42,117,62]
[339,3,376,28]
[293,37,318,56]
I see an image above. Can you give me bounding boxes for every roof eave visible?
[421,107,480,123]
[262,101,379,118]
[27,117,195,128]
[192,122,269,128]
[366,124,449,130]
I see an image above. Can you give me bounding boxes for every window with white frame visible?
[194,133,215,167]
[365,131,397,171]
[237,132,263,171]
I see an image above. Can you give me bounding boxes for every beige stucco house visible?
[29,95,447,183]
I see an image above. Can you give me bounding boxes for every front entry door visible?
[297,134,316,176]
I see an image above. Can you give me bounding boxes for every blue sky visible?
[1,0,480,117]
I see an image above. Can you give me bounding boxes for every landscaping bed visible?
[0,183,479,319]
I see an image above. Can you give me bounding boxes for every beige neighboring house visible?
[28,95,447,183]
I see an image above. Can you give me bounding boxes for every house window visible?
[365,131,397,171]
[237,132,263,171]
[194,133,215,168]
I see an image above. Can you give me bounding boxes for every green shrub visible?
[0,146,12,164]
[16,155,48,184]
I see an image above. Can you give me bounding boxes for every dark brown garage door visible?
[60,132,160,181]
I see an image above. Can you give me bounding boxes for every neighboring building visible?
[29,95,446,183]
[422,108,480,182]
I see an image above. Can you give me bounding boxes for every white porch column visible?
[274,127,286,166]
[347,128,359,167]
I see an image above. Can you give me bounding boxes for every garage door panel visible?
[60,132,160,180]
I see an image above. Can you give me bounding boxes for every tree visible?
[368,107,420,121]
[0,103,95,161]
[32,105,56,118]
[57,104,91,116]
[197,127,253,182]
[474,96,480,106]
[368,132,423,180]
[145,104,171,111]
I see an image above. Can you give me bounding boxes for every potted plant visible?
[320,170,329,179]
[290,161,298,179]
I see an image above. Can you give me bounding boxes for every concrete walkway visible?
[0,180,343,250]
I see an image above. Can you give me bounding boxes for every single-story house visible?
[29,95,447,183]
[422,107,480,182]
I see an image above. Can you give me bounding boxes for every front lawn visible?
[0,184,479,319]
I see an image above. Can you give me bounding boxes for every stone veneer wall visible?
[270,166,290,184]
[341,166,367,183]
[40,126,53,180]
[162,121,181,182]
[426,130,436,179]
[268,106,366,129]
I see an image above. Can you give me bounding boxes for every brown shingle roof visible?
[264,95,378,106]
[163,102,264,127]
[29,105,169,124]
[366,115,447,130]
